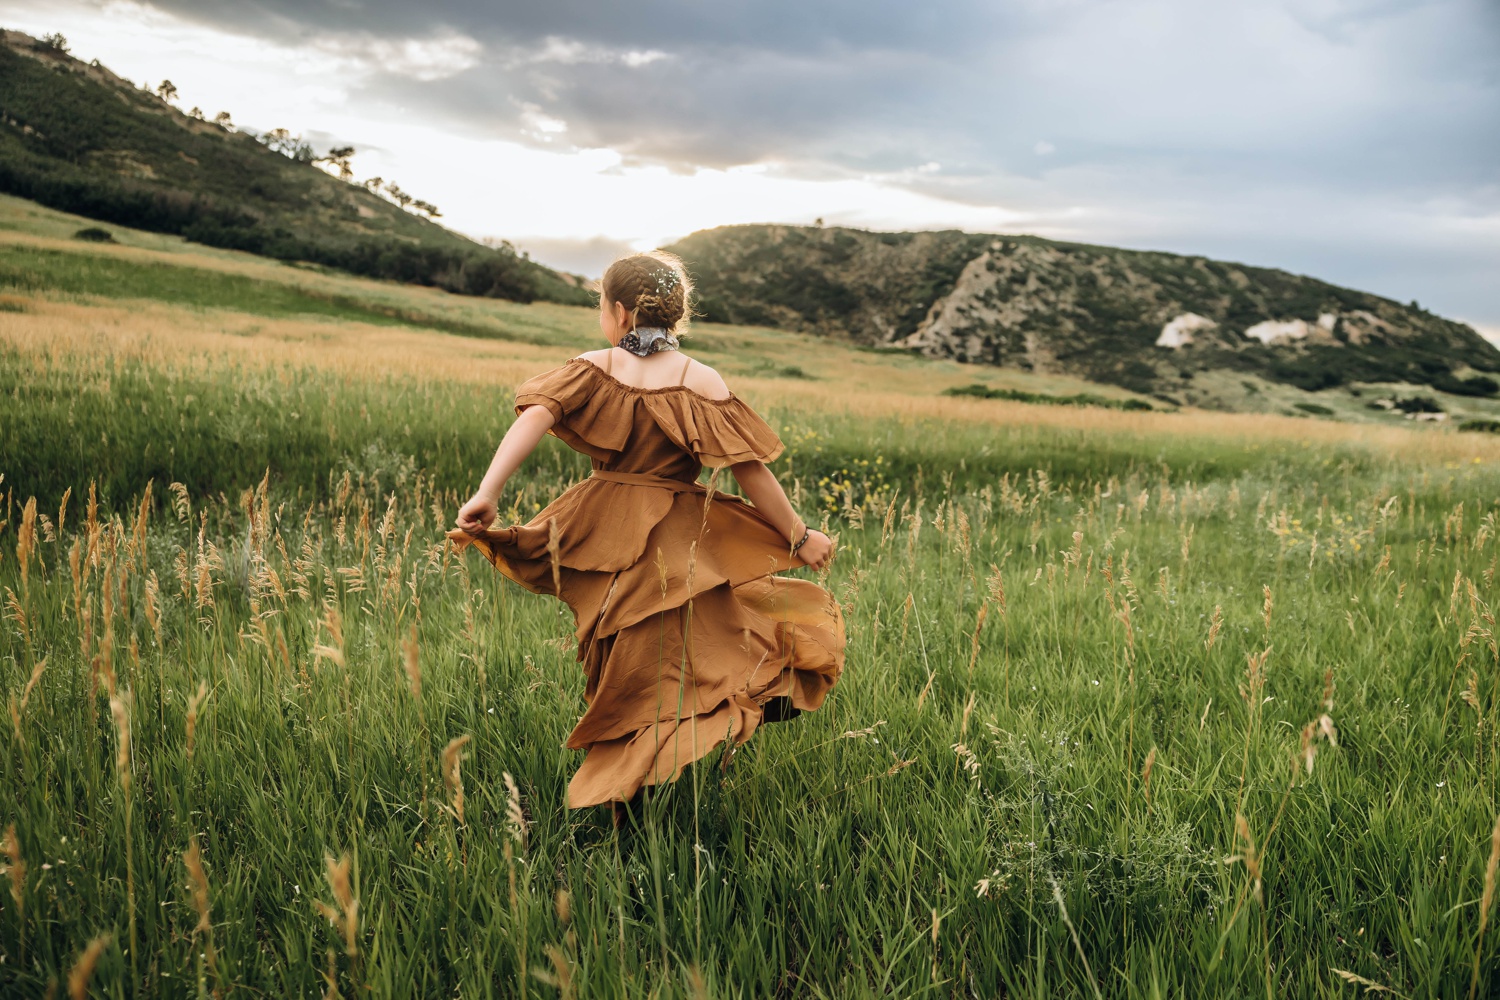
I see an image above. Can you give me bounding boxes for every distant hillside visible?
[669,224,1500,404]
[0,29,590,305]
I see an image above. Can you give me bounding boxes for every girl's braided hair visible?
[600,250,693,335]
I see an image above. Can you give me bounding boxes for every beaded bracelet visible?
[790,526,811,554]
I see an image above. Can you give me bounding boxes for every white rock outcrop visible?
[1244,318,1315,345]
[1156,312,1218,348]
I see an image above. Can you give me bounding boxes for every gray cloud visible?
[505,234,636,279]
[112,1,1500,322]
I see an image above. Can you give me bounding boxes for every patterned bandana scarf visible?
[618,327,679,357]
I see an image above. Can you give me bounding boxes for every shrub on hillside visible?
[1394,396,1443,414]
[944,383,1153,411]
[1431,373,1500,397]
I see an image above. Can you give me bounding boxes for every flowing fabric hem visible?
[566,696,757,808]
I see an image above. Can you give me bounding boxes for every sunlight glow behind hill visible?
[0,0,1040,276]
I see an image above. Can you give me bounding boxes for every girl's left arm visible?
[730,460,834,570]
[455,405,557,533]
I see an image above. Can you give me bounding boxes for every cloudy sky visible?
[5,0,1498,332]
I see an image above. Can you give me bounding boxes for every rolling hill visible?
[668,224,1500,407]
[0,29,590,305]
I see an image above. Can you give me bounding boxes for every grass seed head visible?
[1481,813,1500,934]
[960,691,977,739]
[545,942,574,1000]
[1299,721,1318,777]
[318,852,359,957]
[840,720,887,740]
[1462,670,1482,715]
[1205,605,1223,651]
[57,485,71,537]
[183,835,213,936]
[68,934,111,1000]
[9,657,46,745]
[4,589,29,646]
[503,771,527,852]
[952,743,980,780]
[109,692,131,791]
[1240,647,1271,712]
[186,681,209,761]
[4,823,23,910]
[401,625,421,702]
[1331,968,1403,995]
[15,496,36,590]
[312,604,346,669]
[441,734,472,825]
[1227,813,1263,903]
[322,946,340,1000]
[986,565,1007,616]
[169,481,191,523]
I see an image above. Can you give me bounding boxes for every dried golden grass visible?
[0,296,557,390]
[316,852,360,958]
[5,291,1500,465]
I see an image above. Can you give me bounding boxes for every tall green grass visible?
[4,349,1500,997]
[2,347,1376,509]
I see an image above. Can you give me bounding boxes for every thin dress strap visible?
[677,354,692,386]
[602,349,613,375]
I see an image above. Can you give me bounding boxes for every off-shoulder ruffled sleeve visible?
[641,393,784,468]
[514,361,595,423]
[514,359,637,463]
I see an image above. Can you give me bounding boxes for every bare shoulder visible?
[682,356,731,400]
[571,348,610,363]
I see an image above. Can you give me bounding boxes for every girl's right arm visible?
[455,405,557,533]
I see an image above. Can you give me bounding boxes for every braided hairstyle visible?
[600,250,693,335]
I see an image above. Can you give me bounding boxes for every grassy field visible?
[5,203,1500,997]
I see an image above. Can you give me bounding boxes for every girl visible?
[449,250,846,815]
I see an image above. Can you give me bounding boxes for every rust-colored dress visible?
[447,356,846,809]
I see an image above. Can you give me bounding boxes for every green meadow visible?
[4,205,1500,998]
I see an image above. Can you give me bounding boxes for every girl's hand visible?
[456,492,498,535]
[796,529,834,571]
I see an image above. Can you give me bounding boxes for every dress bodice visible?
[513,357,784,478]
